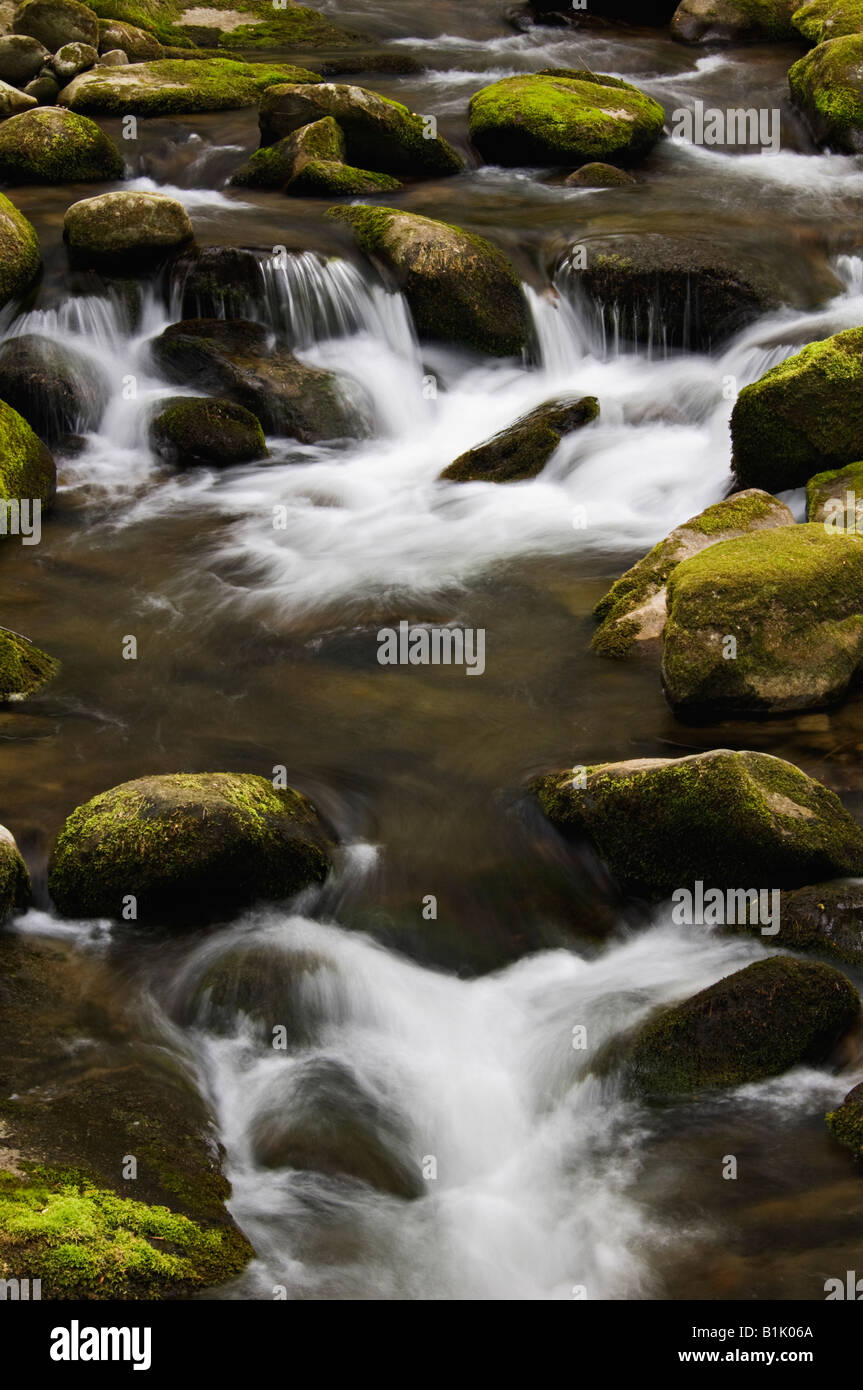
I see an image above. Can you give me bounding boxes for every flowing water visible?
[5,0,863,1300]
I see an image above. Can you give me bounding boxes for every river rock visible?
[328,205,530,357]
[174,939,337,1046]
[58,58,322,116]
[625,956,860,1096]
[64,190,194,268]
[0,108,123,184]
[51,40,98,82]
[0,191,39,310]
[48,772,335,926]
[807,460,863,526]
[662,525,863,716]
[826,1081,863,1156]
[794,0,863,42]
[731,327,863,492]
[0,333,107,441]
[564,162,637,186]
[0,825,29,922]
[172,245,264,319]
[150,396,268,468]
[98,48,128,66]
[162,0,365,50]
[0,626,58,700]
[97,18,163,60]
[232,114,345,188]
[441,396,599,483]
[13,0,100,51]
[468,70,665,167]
[757,881,863,966]
[23,71,59,103]
[592,490,796,659]
[789,34,863,152]
[150,319,361,442]
[0,398,56,511]
[258,81,464,178]
[671,0,799,42]
[0,34,49,85]
[0,79,36,115]
[532,749,863,898]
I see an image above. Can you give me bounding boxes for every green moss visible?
[0,1166,249,1298]
[826,1083,863,1154]
[0,400,56,510]
[289,159,400,195]
[88,0,364,49]
[0,192,39,307]
[788,34,863,149]
[441,395,599,483]
[806,459,863,521]
[60,57,322,115]
[151,395,267,466]
[0,108,123,184]
[0,830,29,921]
[0,628,58,701]
[793,0,863,42]
[565,162,637,186]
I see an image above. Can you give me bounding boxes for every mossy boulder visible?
[793,0,863,42]
[97,17,162,58]
[532,748,863,898]
[671,0,799,42]
[826,1081,863,1156]
[13,0,100,50]
[231,113,344,188]
[806,460,863,525]
[171,245,263,319]
[0,627,59,701]
[51,40,99,82]
[328,206,529,357]
[625,956,859,1097]
[0,825,29,922]
[48,771,335,925]
[468,70,665,168]
[592,490,796,660]
[258,82,463,178]
[150,396,268,468]
[731,328,863,491]
[755,881,863,966]
[0,34,50,86]
[789,34,863,151]
[87,0,366,50]
[0,398,56,510]
[0,333,108,442]
[288,159,400,196]
[0,81,36,115]
[58,58,321,116]
[564,161,637,186]
[64,190,193,268]
[0,108,123,185]
[662,524,863,715]
[150,319,362,442]
[0,191,39,309]
[441,395,599,483]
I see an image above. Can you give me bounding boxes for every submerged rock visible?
[64,190,194,268]
[13,0,100,50]
[826,1081,863,1156]
[625,956,860,1096]
[0,825,29,922]
[0,108,123,184]
[789,34,863,151]
[58,58,322,116]
[662,525,863,716]
[564,161,637,186]
[0,34,49,86]
[0,626,58,701]
[0,332,108,441]
[0,191,39,309]
[174,940,337,1046]
[329,205,529,357]
[441,396,599,483]
[150,396,268,468]
[468,70,665,167]
[671,0,799,42]
[48,771,335,925]
[592,490,796,659]
[0,398,56,511]
[532,749,863,898]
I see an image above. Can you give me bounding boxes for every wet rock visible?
[47,771,335,926]
[174,940,337,1046]
[13,0,100,51]
[0,191,39,309]
[756,881,863,966]
[0,825,29,922]
[663,525,863,716]
[150,395,268,468]
[50,39,98,82]
[532,749,863,899]
[793,0,863,43]
[468,70,665,167]
[317,53,425,77]
[97,48,128,66]
[23,70,59,103]
[592,490,796,659]
[0,78,36,115]
[231,113,345,188]
[258,81,464,178]
[162,0,366,50]
[172,245,264,318]
[807,460,863,525]
[671,0,799,43]
[151,319,362,442]
[0,626,58,701]
[0,108,123,184]
[826,1080,863,1156]
[0,34,49,86]
[0,332,107,442]
[789,34,863,152]
[625,956,860,1096]
[64,190,194,268]
[58,57,322,116]
[441,395,599,483]
[288,159,400,196]
[328,205,529,357]
[732,328,863,492]
[0,398,56,511]
[564,161,637,186]
[97,18,163,61]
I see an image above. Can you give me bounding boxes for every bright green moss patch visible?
[89,0,365,49]
[789,34,863,150]
[0,828,29,921]
[0,400,56,507]
[793,0,863,41]
[59,57,322,116]
[0,628,58,702]
[289,159,400,195]
[0,191,40,308]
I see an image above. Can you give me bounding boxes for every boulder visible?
[468,70,665,168]
[58,58,322,116]
[0,398,56,510]
[328,205,529,357]
[793,0,863,44]
[150,319,361,442]
[564,161,637,186]
[288,159,400,196]
[0,333,108,441]
[64,190,193,268]
[231,114,345,189]
[13,0,100,50]
[173,939,336,1046]
[532,748,863,899]
[757,881,863,966]
[48,772,335,925]
[807,460,863,526]
[672,0,799,42]
[0,108,123,184]
[592,490,796,659]
[258,82,463,178]
[98,47,128,65]
[0,626,58,701]
[731,328,863,492]
[0,825,29,922]
[23,71,59,102]
[625,956,859,1096]
[440,395,599,483]
[97,18,162,60]
[171,245,264,319]
[0,79,36,115]
[826,1081,863,1156]
[150,396,268,468]
[157,0,365,50]
[789,34,863,152]
[0,190,39,308]
[662,525,863,716]
[51,40,99,82]
[0,34,49,86]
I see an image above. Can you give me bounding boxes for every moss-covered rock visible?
[0,398,56,510]
[87,0,365,50]
[468,70,665,168]
[0,627,58,701]
[259,82,464,178]
[51,40,100,82]
[754,881,863,966]
[0,191,39,311]
[732,328,863,491]
[171,245,263,319]
[48,771,334,925]
[807,459,863,527]
[0,108,123,186]
[789,34,863,151]
[150,395,267,468]
[662,524,863,715]
[0,333,108,442]
[288,159,400,196]
[532,748,863,898]
[13,0,100,50]
[58,57,321,116]
[625,956,859,1096]
[0,34,49,86]
[97,16,162,58]
[64,190,193,268]
[150,319,362,442]
[441,395,599,483]
[793,0,863,44]
[328,205,529,357]
[593,490,796,659]
[672,0,799,43]
[0,825,29,922]
[826,1080,863,1156]
[231,113,344,188]
[0,80,36,116]
[564,161,637,186]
